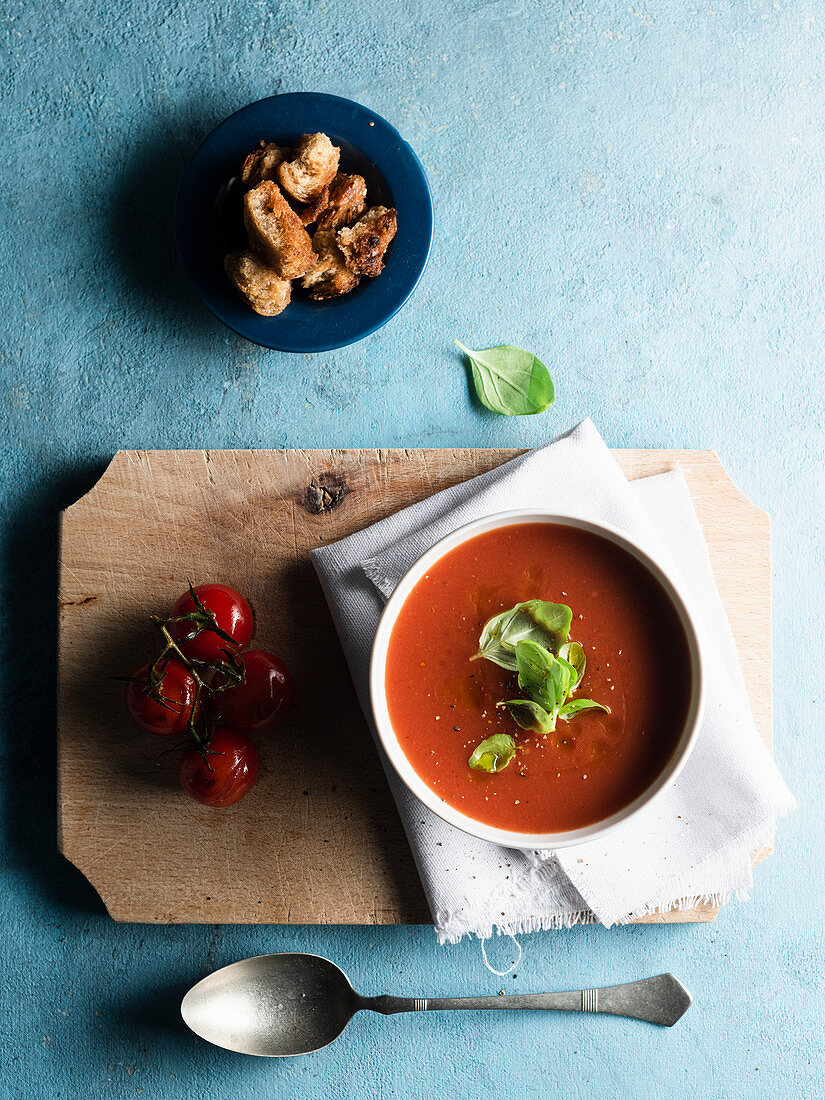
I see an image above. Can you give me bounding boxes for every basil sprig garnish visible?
[498,639,609,734]
[468,601,609,769]
[455,341,555,416]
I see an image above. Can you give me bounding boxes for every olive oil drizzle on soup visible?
[385,523,691,833]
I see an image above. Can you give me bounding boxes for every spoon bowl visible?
[182,952,692,1057]
[181,953,360,1057]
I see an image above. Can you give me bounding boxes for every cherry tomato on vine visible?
[168,583,254,663]
[178,727,258,807]
[210,649,294,734]
[125,659,199,736]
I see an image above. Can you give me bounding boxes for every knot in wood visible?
[303,475,348,514]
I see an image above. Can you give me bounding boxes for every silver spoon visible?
[181,953,692,1056]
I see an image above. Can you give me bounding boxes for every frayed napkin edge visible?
[435,810,793,943]
[362,554,393,602]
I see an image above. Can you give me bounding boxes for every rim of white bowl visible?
[369,510,705,850]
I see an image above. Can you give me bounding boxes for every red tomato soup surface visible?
[385,523,692,833]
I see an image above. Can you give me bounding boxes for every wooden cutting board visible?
[58,448,771,925]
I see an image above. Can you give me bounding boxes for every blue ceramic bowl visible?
[175,93,433,352]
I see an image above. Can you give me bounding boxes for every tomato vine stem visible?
[134,586,247,758]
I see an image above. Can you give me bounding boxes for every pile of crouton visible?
[224,133,398,317]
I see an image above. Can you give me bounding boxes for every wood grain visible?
[57,448,771,925]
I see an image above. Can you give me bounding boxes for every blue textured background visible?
[2,1,823,1097]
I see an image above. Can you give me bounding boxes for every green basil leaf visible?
[515,639,555,703]
[468,733,517,772]
[558,641,585,691]
[497,698,555,734]
[473,600,572,670]
[517,641,572,710]
[456,341,555,416]
[513,641,572,729]
[547,658,572,710]
[558,698,611,721]
[556,655,578,694]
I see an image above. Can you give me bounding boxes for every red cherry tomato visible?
[178,727,258,806]
[210,649,294,733]
[125,660,199,736]
[168,584,254,663]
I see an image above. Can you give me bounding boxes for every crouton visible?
[243,180,316,280]
[317,173,368,230]
[278,133,340,202]
[240,142,288,187]
[224,251,291,316]
[298,184,330,226]
[336,206,398,277]
[301,228,360,299]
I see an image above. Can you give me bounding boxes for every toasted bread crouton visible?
[243,180,316,279]
[278,133,340,202]
[301,228,360,299]
[317,173,368,230]
[298,184,330,226]
[224,251,291,316]
[336,206,398,277]
[240,142,288,187]
[299,174,366,228]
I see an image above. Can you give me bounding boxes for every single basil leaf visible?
[514,641,570,729]
[468,733,517,772]
[558,698,611,721]
[497,698,555,734]
[474,600,572,670]
[547,658,572,710]
[456,341,555,417]
[556,655,579,697]
[558,641,585,691]
[515,639,555,702]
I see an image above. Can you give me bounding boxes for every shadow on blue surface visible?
[110,102,237,349]
[3,465,111,914]
[119,978,194,1043]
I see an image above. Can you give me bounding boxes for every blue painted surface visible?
[1,1,823,1097]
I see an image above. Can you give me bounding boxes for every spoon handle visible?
[365,973,691,1027]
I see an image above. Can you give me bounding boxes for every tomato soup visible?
[385,523,691,833]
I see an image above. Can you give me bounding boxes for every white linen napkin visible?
[311,421,794,940]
